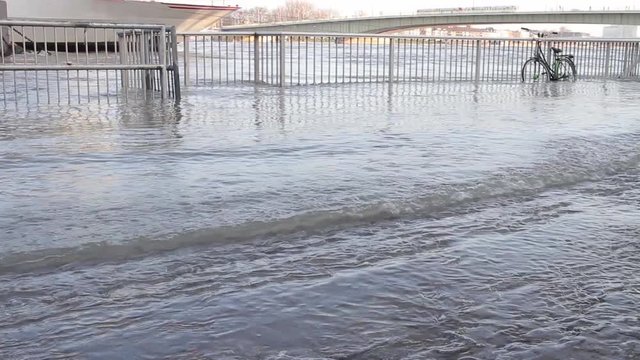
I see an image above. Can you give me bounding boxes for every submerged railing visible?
[179,32,640,86]
[2,25,639,107]
[0,20,180,107]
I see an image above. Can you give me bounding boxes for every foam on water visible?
[1,129,638,275]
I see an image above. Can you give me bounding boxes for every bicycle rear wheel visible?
[555,58,577,81]
[521,58,550,82]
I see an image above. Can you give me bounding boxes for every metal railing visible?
[0,20,181,107]
[179,32,640,86]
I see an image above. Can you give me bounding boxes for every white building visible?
[603,25,638,38]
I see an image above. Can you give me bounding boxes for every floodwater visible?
[1,81,640,359]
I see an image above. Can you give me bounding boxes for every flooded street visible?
[1,81,640,359]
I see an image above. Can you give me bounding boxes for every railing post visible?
[182,34,190,87]
[170,26,181,101]
[475,39,482,82]
[604,42,611,78]
[254,33,260,84]
[633,42,640,77]
[279,34,286,87]
[159,26,168,99]
[388,37,395,83]
[622,42,631,77]
[118,32,129,93]
[546,40,553,69]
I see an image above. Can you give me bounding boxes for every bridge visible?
[221,11,640,34]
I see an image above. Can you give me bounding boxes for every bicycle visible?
[520,27,577,82]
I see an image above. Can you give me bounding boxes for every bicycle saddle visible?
[551,47,563,54]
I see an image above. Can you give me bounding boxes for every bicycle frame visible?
[530,39,558,80]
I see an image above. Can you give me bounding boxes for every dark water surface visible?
[1,81,640,359]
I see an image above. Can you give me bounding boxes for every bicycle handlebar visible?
[521,27,559,38]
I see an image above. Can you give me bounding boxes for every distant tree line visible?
[222,0,339,26]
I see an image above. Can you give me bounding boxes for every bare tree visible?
[223,1,338,25]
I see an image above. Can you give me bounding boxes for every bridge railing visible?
[0,20,181,107]
[178,32,640,86]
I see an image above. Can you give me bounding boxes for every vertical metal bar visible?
[376,37,381,82]
[407,38,411,82]
[305,36,308,85]
[468,39,474,80]
[194,34,199,85]
[438,39,443,81]
[0,26,5,61]
[453,39,458,81]
[21,26,26,64]
[319,36,323,83]
[382,36,386,83]
[182,35,190,86]
[279,34,285,87]
[217,35,223,84]
[475,39,482,82]
[416,38,421,81]
[209,35,214,85]
[43,26,51,104]
[402,39,406,82]
[253,34,260,84]
[448,39,453,81]
[420,38,425,81]
[336,37,345,84]
[104,28,111,103]
[623,42,630,77]
[33,26,40,104]
[170,27,180,101]
[296,36,300,85]
[428,38,433,82]
[233,36,237,83]
[355,37,360,82]
[604,42,611,78]
[141,31,148,97]
[369,37,373,83]
[270,36,274,84]
[388,38,394,83]
[83,29,90,100]
[159,26,168,99]
[240,36,244,83]
[10,25,16,64]
[64,28,71,104]
[55,27,60,103]
[289,35,293,86]
[225,35,229,84]
[118,34,128,97]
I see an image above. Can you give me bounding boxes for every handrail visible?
[178,31,640,43]
[0,20,166,29]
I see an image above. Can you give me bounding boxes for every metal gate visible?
[0,20,180,107]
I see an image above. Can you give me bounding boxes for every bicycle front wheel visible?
[555,58,577,81]
[521,58,550,83]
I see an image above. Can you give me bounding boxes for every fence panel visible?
[179,32,640,86]
[0,20,180,107]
